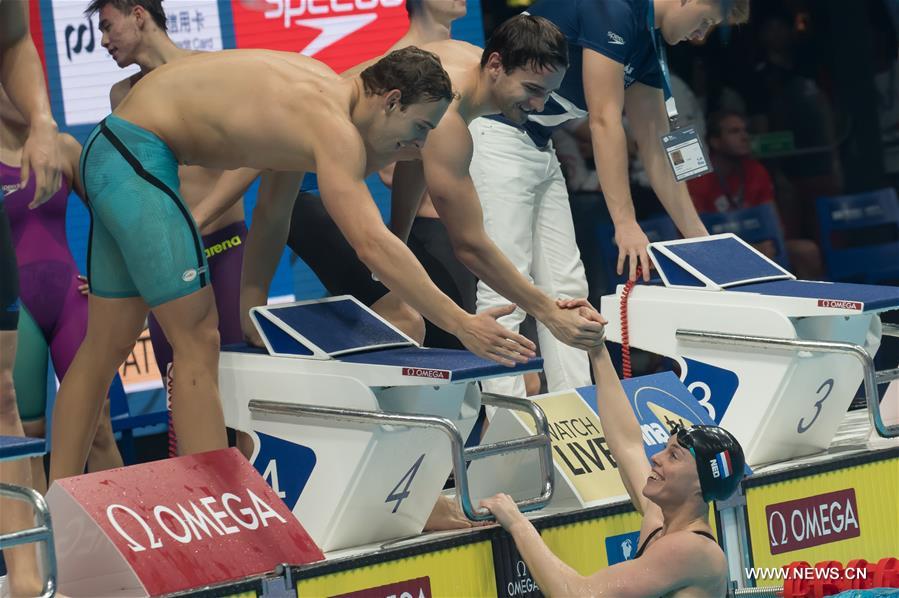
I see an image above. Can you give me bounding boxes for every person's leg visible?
[202,222,256,457]
[146,314,173,380]
[82,115,225,458]
[86,398,123,472]
[370,292,426,344]
[150,286,227,455]
[0,331,43,597]
[530,151,591,392]
[48,295,147,482]
[469,118,542,398]
[0,201,42,596]
[13,306,50,495]
[408,216,477,349]
[52,279,124,472]
[287,192,424,340]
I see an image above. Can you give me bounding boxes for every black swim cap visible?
[673,424,745,502]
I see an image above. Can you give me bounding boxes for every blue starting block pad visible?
[731,280,899,314]
[0,435,46,462]
[250,296,416,359]
[649,234,794,290]
[236,295,542,385]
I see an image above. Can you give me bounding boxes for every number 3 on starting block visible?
[386,454,425,513]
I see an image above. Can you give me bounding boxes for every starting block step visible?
[468,372,747,509]
[0,435,46,461]
[47,449,323,597]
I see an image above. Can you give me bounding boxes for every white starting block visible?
[467,372,733,510]
[600,234,899,466]
[219,296,554,552]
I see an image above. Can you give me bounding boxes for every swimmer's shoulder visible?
[109,74,139,109]
[422,39,480,56]
[645,530,727,583]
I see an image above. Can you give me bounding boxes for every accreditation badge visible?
[660,126,712,182]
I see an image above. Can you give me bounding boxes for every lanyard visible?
[646,0,680,126]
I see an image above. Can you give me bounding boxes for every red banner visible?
[230,0,409,73]
[334,576,433,598]
[51,449,323,596]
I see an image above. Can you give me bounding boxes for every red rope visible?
[166,364,177,458]
[619,266,643,379]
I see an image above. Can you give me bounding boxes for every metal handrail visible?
[676,329,899,438]
[0,483,57,598]
[247,396,554,522]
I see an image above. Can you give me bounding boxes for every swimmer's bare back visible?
[114,50,352,173]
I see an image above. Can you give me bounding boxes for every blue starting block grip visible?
[648,234,794,290]
[732,280,899,313]
[0,436,46,462]
[250,296,416,359]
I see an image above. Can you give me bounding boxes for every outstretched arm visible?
[0,0,61,207]
[625,82,707,239]
[316,123,536,366]
[583,48,649,281]
[239,170,303,344]
[420,113,606,351]
[588,343,657,516]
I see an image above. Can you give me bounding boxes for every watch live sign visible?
[231,0,410,72]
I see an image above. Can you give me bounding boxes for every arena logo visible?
[231,0,408,72]
[766,488,860,555]
[105,488,287,552]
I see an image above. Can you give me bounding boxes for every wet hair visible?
[706,0,750,25]
[480,14,568,74]
[361,47,454,107]
[85,0,167,31]
[707,110,747,140]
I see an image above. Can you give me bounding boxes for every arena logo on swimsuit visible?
[231,0,408,72]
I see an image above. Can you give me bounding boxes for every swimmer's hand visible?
[23,119,63,209]
[456,305,536,367]
[556,298,608,351]
[479,493,527,531]
[544,298,606,351]
[615,220,652,282]
[77,274,89,295]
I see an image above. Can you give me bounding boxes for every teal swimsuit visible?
[80,115,209,307]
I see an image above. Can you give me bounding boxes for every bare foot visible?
[424,495,492,531]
